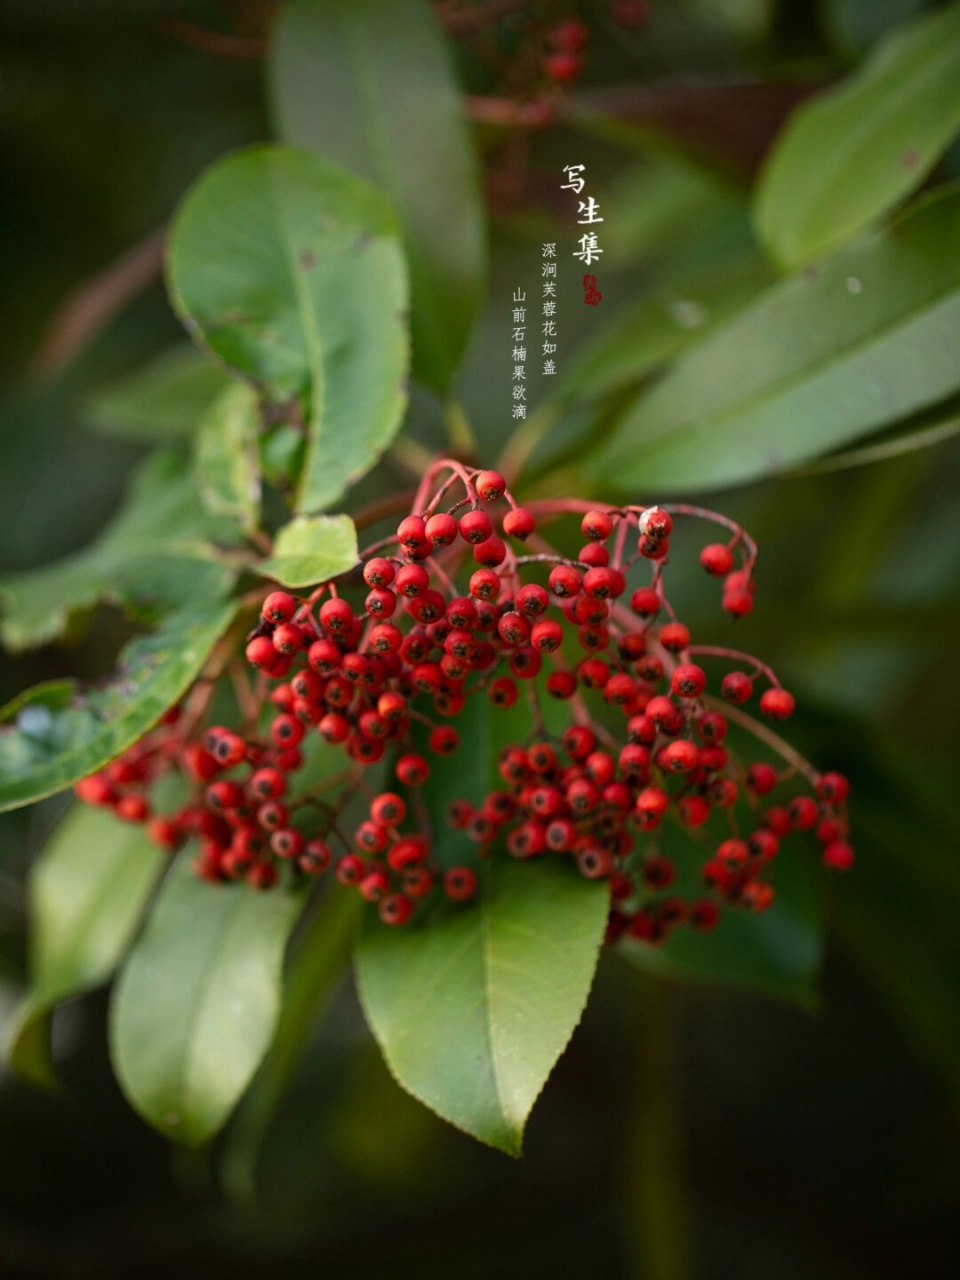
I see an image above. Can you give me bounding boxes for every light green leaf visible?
[195,383,261,530]
[0,600,236,813]
[110,853,304,1146]
[593,184,960,494]
[270,0,485,393]
[166,145,409,514]
[755,3,960,268]
[356,857,609,1155]
[356,693,607,1155]
[83,344,233,441]
[256,514,358,589]
[6,804,166,1086]
[0,451,239,652]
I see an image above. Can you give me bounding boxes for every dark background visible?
[1,2,958,1276]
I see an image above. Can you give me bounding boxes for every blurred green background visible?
[1,1,958,1276]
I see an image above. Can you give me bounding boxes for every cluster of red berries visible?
[74,459,853,942]
[543,19,589,85]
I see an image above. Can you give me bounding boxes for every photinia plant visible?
[6,0,959,1174]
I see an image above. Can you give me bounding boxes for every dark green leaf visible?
[755,4,960,268]
[0,451,239,652]
[621,847,823,1009]
[255,514,358,590]
[593,185,960,493]
[0,600,236,812]
[109,853,304,1146]
[166,145,409,514]
[83,345,233,441]
[7,804,166,1086]
[195,383,261,531]
[270,0,485,393]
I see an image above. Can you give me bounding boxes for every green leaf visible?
[356,857,609,1155]
[7,804,166,1086]
[255,514,358,589]
[83,344,233,441]
[593,184,960,494]
[166,145,409,514]
[109,853,304,1146]
[621,847,823,1009]
[0,451,239,652]
[755,4,960,268]
[0,600,235,813]
[270,0,485,393]
[195,383,261,531]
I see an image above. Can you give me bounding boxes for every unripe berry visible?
[262,590,296,624]
[503,507,535,539]
[699,544,734,576]
[760,688,795,720]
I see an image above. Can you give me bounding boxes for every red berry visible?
[459,509,493,545]
[722,589,754,619]
[319,598,354,634]
[544,50,583,82]
[639,507,673,540]
[246,635,281,671]
[671,663,707,698]
[823,841,855,871]
[262,590,296,624]
[475,470,507,502]
[397,515,427,549]
[549,565,582,598]
[371,792,406,827]
[429,726,459,755]
[379,893,413,926]
[503,507,535,539]
[582,510,613,541]
[788,795,819,829]
[424,512,458,546]
[659,622,690,653]
[746,763,777,796]
[661,739,700,773]
[489,676,519,708]
[546,670,577,699]
[300,839,332,874]
[550,19,588,51]
[360,870,392,902]
[75,773,115,806]
[336,854,366,886]
[678,796,710,827]
[721,671,753,703]
[469,568,501,601]
[396,753,430,786]
[395,564,429,598]
[445,866,478,901]
[116,794,149,823]
[363,557,395,588]
[630,587,660,618]
[760,688,795,720]
[700,543,734,576]
[818,772,850,803]
[271,828,305,860]
[473,534,506,568]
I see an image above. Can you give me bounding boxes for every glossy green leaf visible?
[109,854,304,1146]
[256,514,358,589]
[0,600,235,812]
[594,185,960,494]
[195,383,261,530]
[356,857,608,1156]
[166,145,409,514]
[0,451,239,652]
[755,4,960,268]
[356,694,607,1155]
[7,804,166,1086]
[270,0,485,393]
[83,344,233,441]
[621,849,823,1009]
